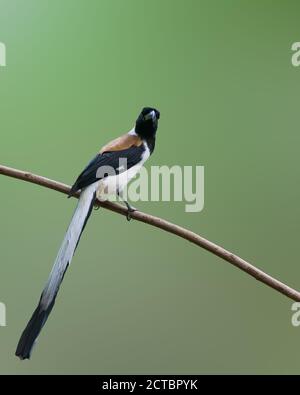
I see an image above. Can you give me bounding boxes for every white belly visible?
[96,143,150,201]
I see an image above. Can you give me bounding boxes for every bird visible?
[15,107,160,360]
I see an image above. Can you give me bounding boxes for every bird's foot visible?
[126,206,136,221]
[123,201,136,221]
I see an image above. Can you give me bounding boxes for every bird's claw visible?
[126,207,136,221]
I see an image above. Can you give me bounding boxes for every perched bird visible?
[16,107,160,359]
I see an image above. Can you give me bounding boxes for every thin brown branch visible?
[1,163,299,301]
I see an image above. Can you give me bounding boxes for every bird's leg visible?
[117,191,136,221]
[94,193,100,210]
[123,200,136,221]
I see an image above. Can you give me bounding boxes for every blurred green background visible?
[1,0,300,374]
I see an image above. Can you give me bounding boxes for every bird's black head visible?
[135,107,160,139]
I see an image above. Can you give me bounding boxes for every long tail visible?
[15,183,98,360]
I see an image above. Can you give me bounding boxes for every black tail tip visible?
[15,353,30,361]
[15,300,54,361]
[15,340,35,360]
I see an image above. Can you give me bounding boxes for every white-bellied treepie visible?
[15,107,160,359]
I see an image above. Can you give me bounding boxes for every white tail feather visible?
[41,182,99,309]
[15,182,99,359]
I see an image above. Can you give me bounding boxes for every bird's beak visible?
[144,110,157,121]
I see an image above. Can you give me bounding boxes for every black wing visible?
[68,145,145,197]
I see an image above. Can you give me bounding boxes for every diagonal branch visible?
[1,163,299,302]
